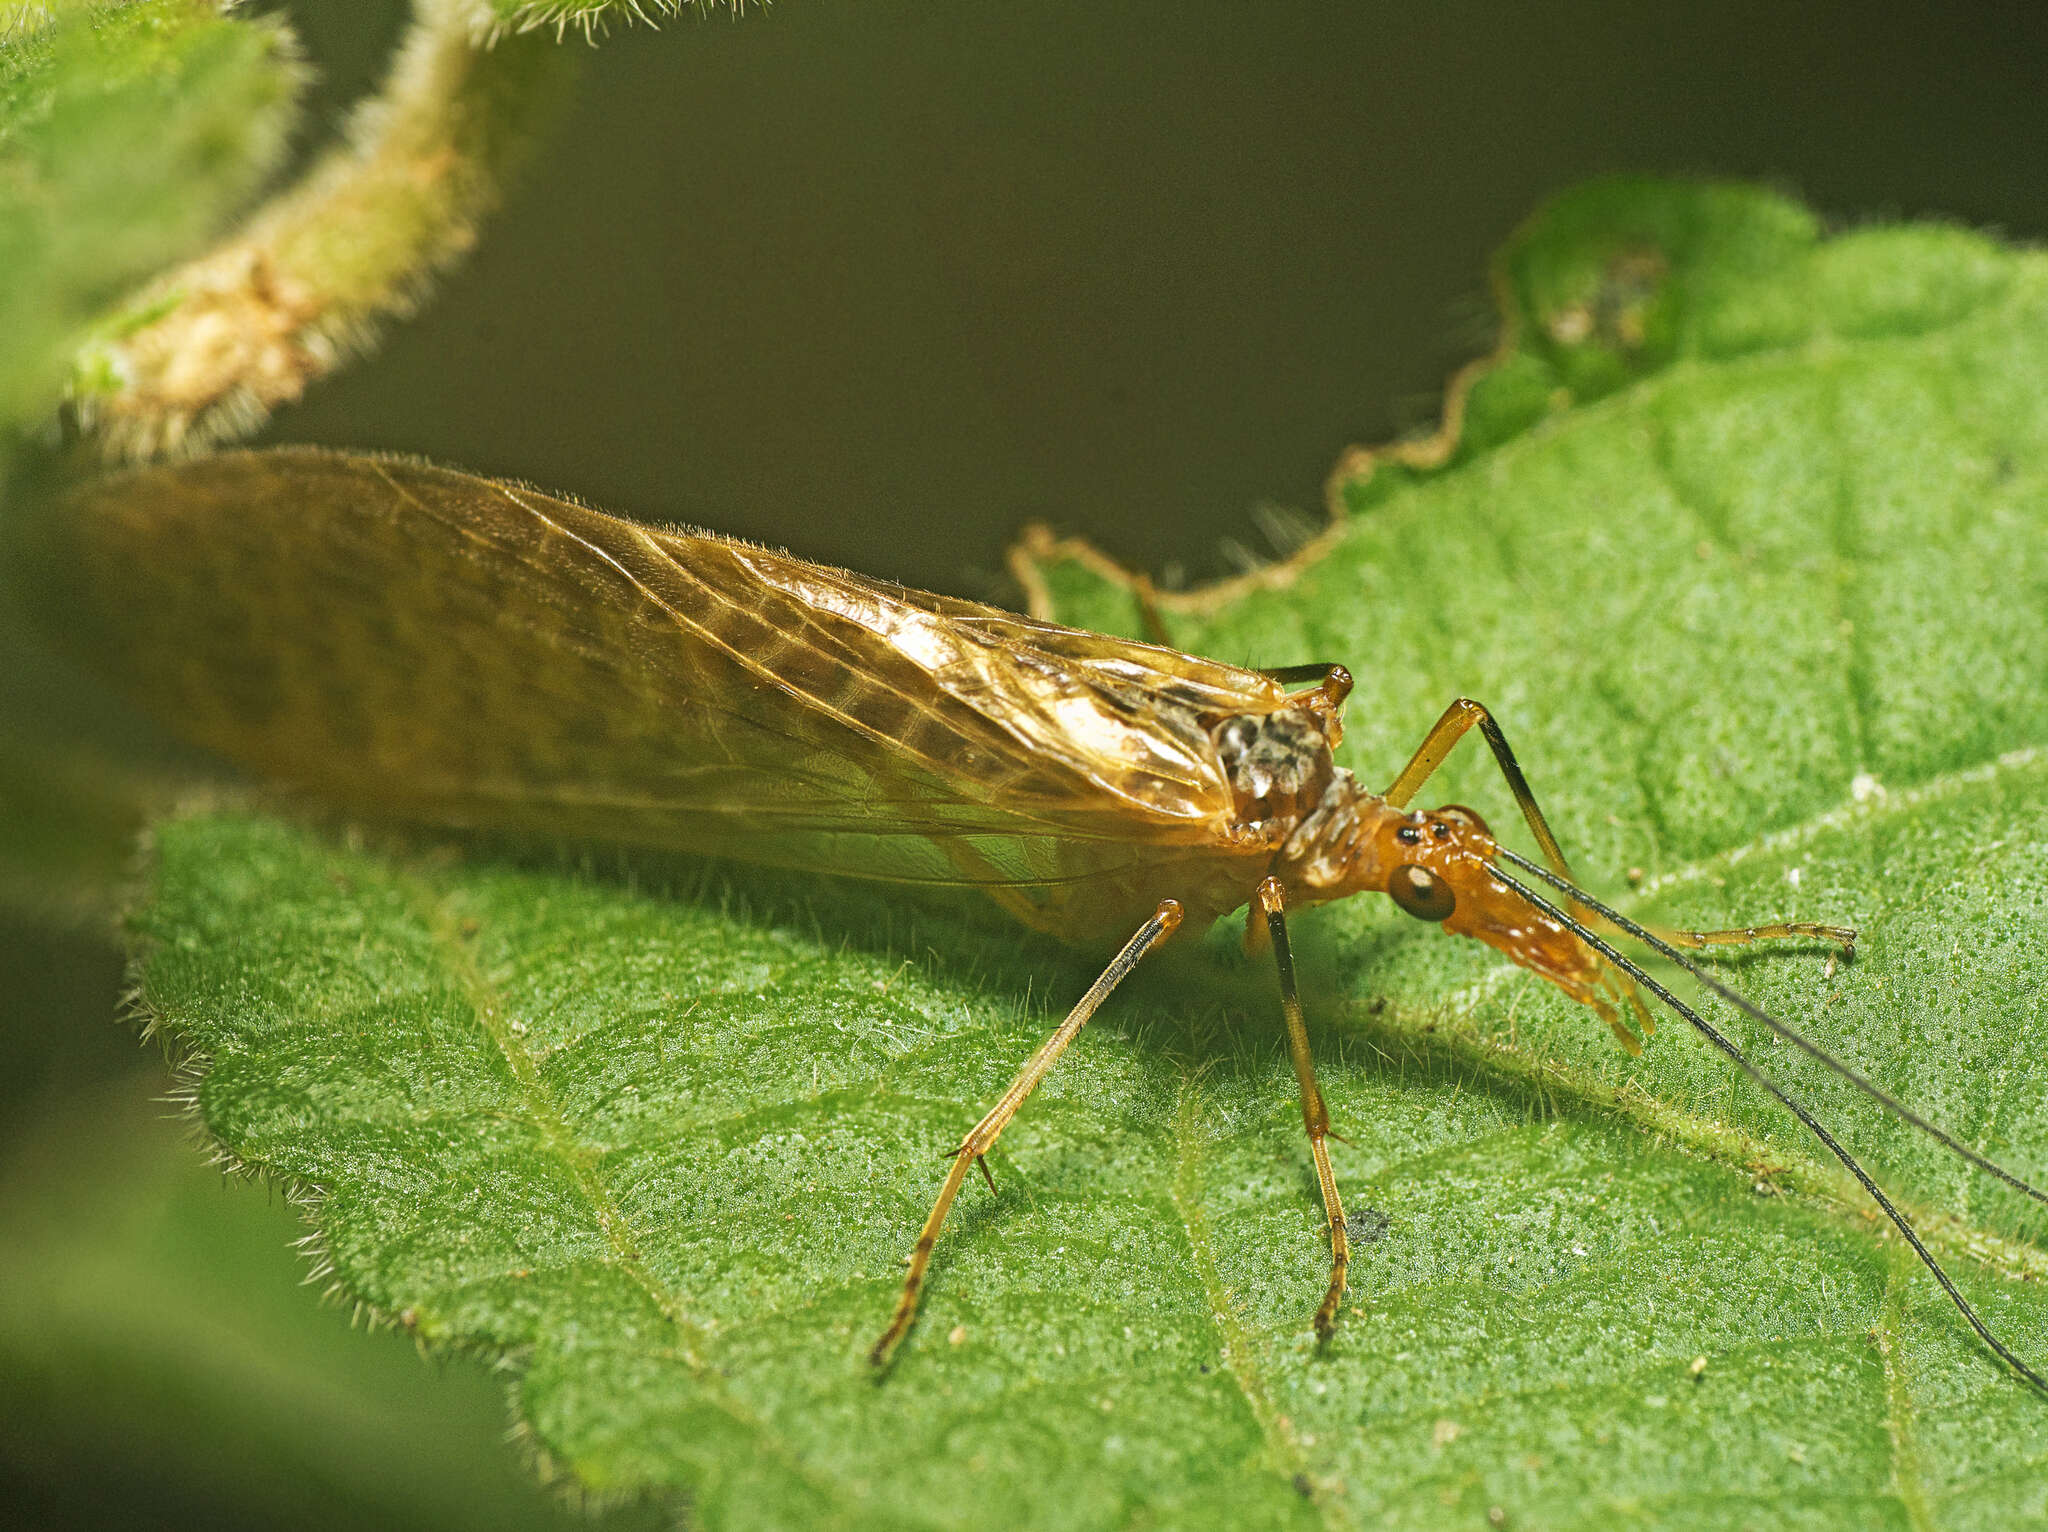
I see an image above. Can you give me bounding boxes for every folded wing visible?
[50,450,1289,924]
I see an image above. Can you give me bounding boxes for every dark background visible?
[9,2,2048,1526]
[266,0,2048,597]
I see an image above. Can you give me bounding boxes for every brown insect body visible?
[31,447,1629,1349]
[1266,772,1610,1014]
[50,449,2045,1392]
[41,449,1590,982]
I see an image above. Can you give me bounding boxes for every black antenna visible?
[1484,858,2048,1393]
[1493,845,2048,1210]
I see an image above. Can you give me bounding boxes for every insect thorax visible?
[1212,708,1336,841]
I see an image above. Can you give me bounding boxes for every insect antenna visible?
[1492,846,2048,1211]
[1483,853,2048,1393]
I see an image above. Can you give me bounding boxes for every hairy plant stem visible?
[70,0,577,462]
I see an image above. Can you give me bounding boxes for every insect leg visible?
[1257,662,1351,689]
[1258,662,1356,716]
[1382,697,1575,879]
[1384,700,1849,1013]
[869,899,1184,1367]
[1256,876,1350,1340]
[1132,572,1175,647]
[1381,699,1661,1039]
[1650,918,1857,955]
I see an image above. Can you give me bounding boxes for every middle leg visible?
[1256,876,1349,1340]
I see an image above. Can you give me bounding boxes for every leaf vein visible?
[403,871,856,1518]
[1167,1072,1342,1525]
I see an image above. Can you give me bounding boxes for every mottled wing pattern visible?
[45,450,1289,934]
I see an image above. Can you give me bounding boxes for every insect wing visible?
[42,451,1283,911]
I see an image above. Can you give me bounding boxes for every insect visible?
[32,445,2048,1384]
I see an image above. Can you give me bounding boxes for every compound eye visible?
[1388,863,1457,922]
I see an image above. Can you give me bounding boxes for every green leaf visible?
[0,0,301,433]
[133,179,2048,1526]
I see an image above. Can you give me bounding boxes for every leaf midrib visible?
[1878,1252,1936,1532]
[1167,1074,1336,1526]
[402,868,861,1522]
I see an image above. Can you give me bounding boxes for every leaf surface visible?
[136,180,2048,1529]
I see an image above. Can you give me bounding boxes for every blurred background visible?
[6,1,2048,1525]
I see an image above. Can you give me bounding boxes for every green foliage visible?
[0,0,301,432]
[1358,178,2021,492]
[134,180,2048,1527]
